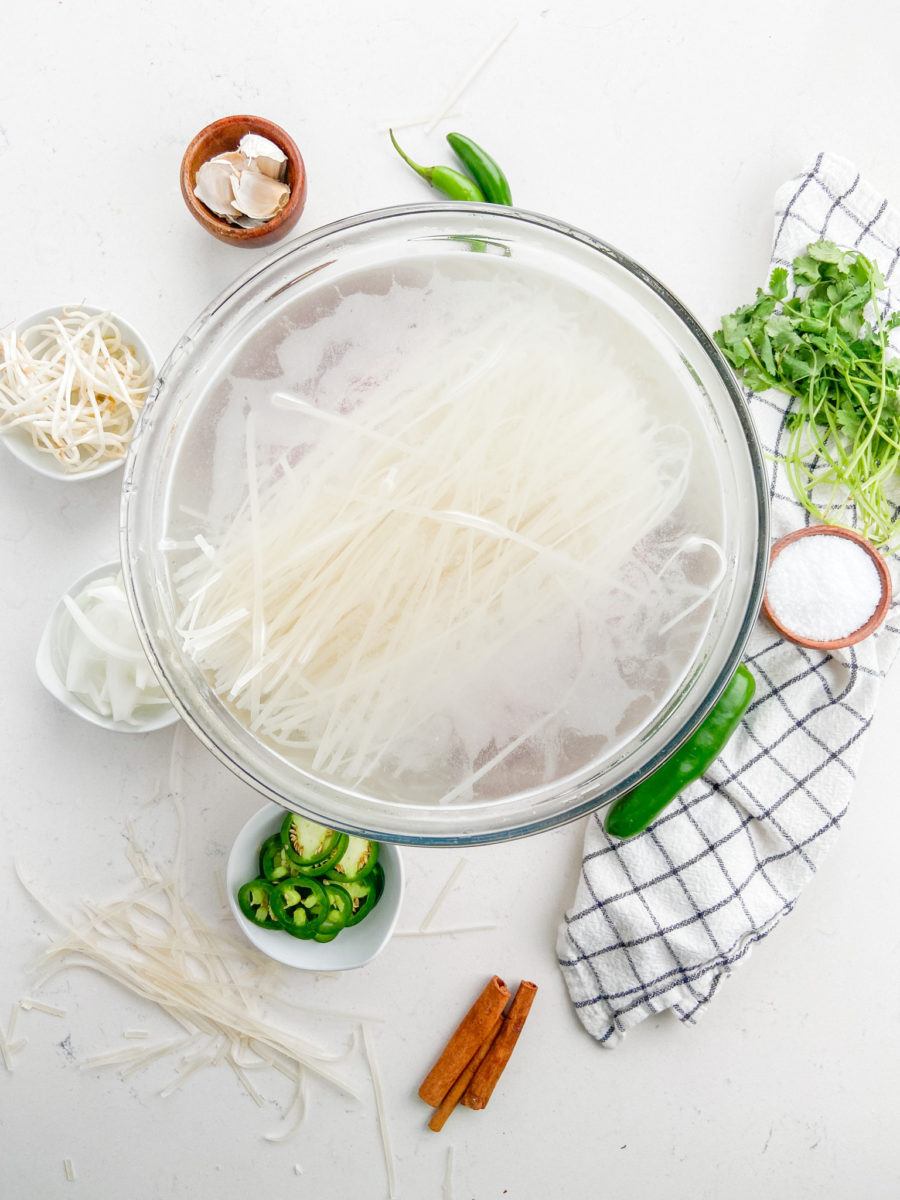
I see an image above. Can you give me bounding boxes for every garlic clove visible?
[209,150,251,172]
[237,133,287,180]
[230,169,291,220]
[194,159,242,220]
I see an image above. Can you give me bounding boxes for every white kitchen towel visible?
[557,152,900,1046]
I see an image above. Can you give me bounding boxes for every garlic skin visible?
[193,134,292,226]
[237,133,287,179]
[230,170,290,221]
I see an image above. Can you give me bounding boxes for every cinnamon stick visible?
[418,975,510,1107]
[461,979,537,1110]
[427,1014,503,1132]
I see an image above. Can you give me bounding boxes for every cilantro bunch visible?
[715,239,900,549]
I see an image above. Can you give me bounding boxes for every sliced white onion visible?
[59,571,170,725]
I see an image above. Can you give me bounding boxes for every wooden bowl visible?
[762,525,892,650]
[180,114,307,246]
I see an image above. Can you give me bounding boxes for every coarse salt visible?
[766,533,883,643]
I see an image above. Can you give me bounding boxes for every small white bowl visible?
[1,304,156,481]
[35,559,179,733]
[227,802,404,970]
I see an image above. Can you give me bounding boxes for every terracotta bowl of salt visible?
[762,525,892,651]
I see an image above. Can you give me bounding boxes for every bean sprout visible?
[0,307,153,472]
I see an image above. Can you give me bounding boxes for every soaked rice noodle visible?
[173,280,722,804]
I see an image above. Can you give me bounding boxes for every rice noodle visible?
[442,1146,455,1200]
[172,272,723,806]
[0,1028,12,1072]
[7,1004,19,1044]
[229,1051,266,1107]
[394,924,496,937]
[423,19,518,133]
[263,1063,307,1141]
[363,1023,397,1200]
[14,824,362,1113]
[19,998,66,1016]
[419,859,467,931]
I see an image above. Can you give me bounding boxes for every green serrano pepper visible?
[603,664,756,839]
[446,132,512,206]
[389,129,485,201]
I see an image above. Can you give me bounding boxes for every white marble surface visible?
[2,2,900,1197]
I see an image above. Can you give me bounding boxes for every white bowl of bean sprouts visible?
[121,204,769,844]
[0,305,156,481]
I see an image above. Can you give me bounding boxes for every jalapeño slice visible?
[237,879,280,929]
[325,835,379,883]
[270,876,328,939]
[281,814,342,867]
[299,832,349,876]
[339,875,380,926]
[259,835,295,885]
[313,883,353,942]
[370,861,385,903]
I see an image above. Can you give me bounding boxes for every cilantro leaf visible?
[769,267,789,300]
[716,238,900,548]
[808,240,851,267]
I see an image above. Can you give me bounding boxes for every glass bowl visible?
[121,204,768,844]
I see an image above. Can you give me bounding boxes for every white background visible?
[2,2,900,1197]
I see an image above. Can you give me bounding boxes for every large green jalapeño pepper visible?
[604,664,756,839]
